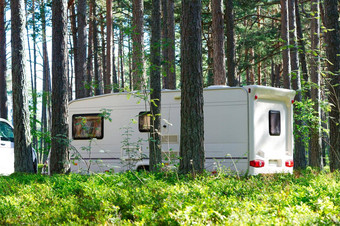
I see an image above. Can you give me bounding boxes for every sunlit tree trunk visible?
[87,0,94,97]
[309,0,322,168]
[11,0,34,173]
[281,0,290,89]
[289,0,306,169]
[212,0,226,85]
[50,0,70,174]
[132,0,145,90]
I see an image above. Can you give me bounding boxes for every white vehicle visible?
[69,85,295,175]
[0,118,38,175]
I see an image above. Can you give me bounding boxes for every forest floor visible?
[0,169,338,225]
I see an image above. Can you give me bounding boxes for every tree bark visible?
[50,0,70,174]
[41,0,52,163]
[11,0,34,173]
[70,4,77,100]
[309,0,322,168]
[225,0,236,86]
[119,29,125,88]
[212,0,226,85]
[105,0,112,93]
[149,0,162,171]
[324,0,340,171]
[161,0,168,89]
[132,0,145,90]
[93,0,101,95]
[295,0,309,96]
[76,0,87,98]
[87,0,94,97]
[180,0,204,175]
[166,0,176,89]
[289,0,306,170]
[280,0,291,89]
[0,0,7,120]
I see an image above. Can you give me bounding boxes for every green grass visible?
[0,169,338,225]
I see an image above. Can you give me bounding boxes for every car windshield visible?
[0,121,14,142]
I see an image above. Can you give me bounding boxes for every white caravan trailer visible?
[0,118,37,175]
[68,85,295,175]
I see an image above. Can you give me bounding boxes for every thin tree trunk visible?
[112,26,118,92]
[76,0,87,98]
[87,0,94,96]
[225,0,236,86]
[295,0,309,96]
[0,0,7,119]
[212,0,226,85]
[101,15,106,93]
[50,0,70,174]
[93,0,101,95]
[105,0,112,93]
[281,0,291,89]
[309,0,322,168]
[161,0,168,89]
[149,0,162,171]
[32,0,38,151]
[119,29,124,88]
[70,4,77,99]
[11,0,34,173]
[40,0,51,163]
[289,0,306,169]
[166,0,176,89]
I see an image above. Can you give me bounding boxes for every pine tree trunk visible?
[119,29,125,88]
[212,0,226,85]
[161,0,168,89]
[87,0,94,97]
[149,0,162,172]
[76,0,87,98]
[132,0,145,90]
[0,0,7,120]
[41,0,51,163]
[50,0,70,174]
[295,0,309,96]
[166,0,176,89]
[70,4,77,100]
[225,0,236,86]
[180,0,204,175]
[324,0,340,171]
[281,0,291,89]
[289,0,306,169]
[309,0,322,168]
[93,1,101,95]
[104,0,112,93]
[11,0,34,173]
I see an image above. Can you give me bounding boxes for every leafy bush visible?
[0,170,338,224]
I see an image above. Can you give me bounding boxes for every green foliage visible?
[0,170,338,224]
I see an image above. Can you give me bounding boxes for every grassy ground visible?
[0,169,338,225]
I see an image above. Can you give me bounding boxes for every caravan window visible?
[0,121,14,142]
[72,114,104,140]
[269,110,281,136]
[139,111,151,132]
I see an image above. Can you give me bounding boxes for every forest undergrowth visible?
[0,169,338,225]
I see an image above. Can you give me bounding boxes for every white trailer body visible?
[68,85,295,175]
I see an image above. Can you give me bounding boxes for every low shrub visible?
[0,170,338,224]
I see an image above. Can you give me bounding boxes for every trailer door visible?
[252,99,292,174]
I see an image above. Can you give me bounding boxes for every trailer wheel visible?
[137,165,149,172]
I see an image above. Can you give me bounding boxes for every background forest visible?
[0,0,339,173]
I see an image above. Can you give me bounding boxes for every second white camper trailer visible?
[68,85,295,175]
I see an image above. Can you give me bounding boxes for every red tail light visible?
[285,160,294,167]
[255,95,258,100]
[250,160,265,168]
